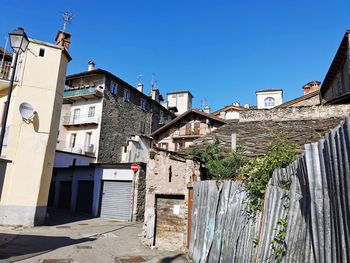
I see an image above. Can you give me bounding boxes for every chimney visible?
[244,104,250,109]
[303,81,320,95]
[88,60,95,71]
[55,30,71,50]
[204,105,211,114]
[137,82,144,93]
[151,88,160,102]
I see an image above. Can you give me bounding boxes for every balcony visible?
[63,86,103,103]
[62,144,96,157]
[0,61,13,91]
[172,128,207,139]
[63,114,100,126]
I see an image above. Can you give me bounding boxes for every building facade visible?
[151,109,226,152]
[166,90,193,115]
[0,31,71,226]
[56,65,175,164]
[256,89,283,109]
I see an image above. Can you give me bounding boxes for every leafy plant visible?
[190,138,246,180]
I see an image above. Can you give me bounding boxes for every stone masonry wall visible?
[136,166,146,221]
[239,104,350,122]
[143,150,200,250]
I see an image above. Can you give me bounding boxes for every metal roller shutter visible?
[100,180,132,220]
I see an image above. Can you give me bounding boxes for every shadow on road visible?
[0,233,95,261]
[46,208,93,226]
[159,253,188,263]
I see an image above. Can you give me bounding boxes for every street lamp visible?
[0,28,29,156]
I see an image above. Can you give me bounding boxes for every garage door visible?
[100,181,132,220]
[76,181,94,214]
[155,195,186,250]
[58,181,72,209]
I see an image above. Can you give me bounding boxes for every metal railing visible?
[63,86,102,98]
[0,61,11,80]
[62,114,100,126]
[59,142,96,156]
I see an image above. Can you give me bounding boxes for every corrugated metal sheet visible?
[189,116,350,262]
[100,181,132,220]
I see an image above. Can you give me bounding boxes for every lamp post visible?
[0,28,29,156]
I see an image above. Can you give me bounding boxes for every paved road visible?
[0,210,188,263]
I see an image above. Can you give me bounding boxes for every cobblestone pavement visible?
[0,210,189,263]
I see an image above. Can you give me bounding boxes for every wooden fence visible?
[189,116,350,262]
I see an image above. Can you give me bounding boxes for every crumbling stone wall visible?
[239,104,350,122]
[143,150,200,250]
[135,166,146,221]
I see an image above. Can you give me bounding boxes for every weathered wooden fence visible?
[189,116,350,262]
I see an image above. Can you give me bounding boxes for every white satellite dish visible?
[19,102,36,121]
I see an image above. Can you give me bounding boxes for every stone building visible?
[151,109,226,152]
[320,30,350,104]
[143,148,200,250]
[56,64,175,164]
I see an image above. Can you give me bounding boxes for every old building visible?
[213,103,249,120]
[164,90,193,115]
[0,29,71,226]
[320,30,350,104]
[151,109,227,152]
[56,64,175,164]
[143,148,200,250]
[276,81,320,108]
[256,89,283,109]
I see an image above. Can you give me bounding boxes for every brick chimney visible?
[303,81,320,95]
[55,30,71,50]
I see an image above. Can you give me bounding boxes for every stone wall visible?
[135,165,146,221]
[98,77,173,163]
[239,104,350,122]
[143,149,200,250]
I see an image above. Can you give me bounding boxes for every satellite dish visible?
[19,102,36,121]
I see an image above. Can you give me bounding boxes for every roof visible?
[66,68,175,117]
[151,109,227,138]
[189,117,344,157]
[256,89,283,94]
[320,30,350,102]
[167,90,194,98]
[0,47,12,60]
[212,105,248,115]
[275,90,320,109]
[303,81,321,88]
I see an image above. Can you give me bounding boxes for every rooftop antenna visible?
[201,97,208,110]
[61,11,73,32]
[151,72,157,88]
[137,74,142,84]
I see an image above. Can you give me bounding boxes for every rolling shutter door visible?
[100,181,132,220]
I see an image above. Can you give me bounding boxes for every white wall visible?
[256,91,283,109]
[167,92,192,115]
[121,135,152,163]
[53,151,94,168]
[57,98,103,158]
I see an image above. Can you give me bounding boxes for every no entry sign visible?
[131,163,139,172]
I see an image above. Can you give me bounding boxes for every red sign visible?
[131,163,139,172]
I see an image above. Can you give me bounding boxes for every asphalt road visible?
[0,210,188,263]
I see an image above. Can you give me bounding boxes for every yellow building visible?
[0,30,71,226]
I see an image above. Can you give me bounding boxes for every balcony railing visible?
[0,61,11,81]
[63,114,100,126]
[60,143,96,157]
[63,86,103,102]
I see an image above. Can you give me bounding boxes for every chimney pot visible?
[55,30,71,50]
[137,83,144,93]
[88,60,95,71]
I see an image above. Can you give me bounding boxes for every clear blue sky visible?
[1,0,349,111]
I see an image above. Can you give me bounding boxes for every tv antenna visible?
[201,97,208,110]
[151,72,158,88]
[137,74,142,84]
[61,11,73,32]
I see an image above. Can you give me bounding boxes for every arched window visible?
[264,97,275,107]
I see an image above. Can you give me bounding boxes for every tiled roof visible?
[189,117,344,157]
[275,90,319,108]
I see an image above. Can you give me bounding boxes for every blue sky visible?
[1,0,349,111]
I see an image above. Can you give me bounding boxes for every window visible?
[85,132,92,147]
[110,81,118,95]
[70,133,77,148]
[264,97,275,107]
[159,111,165,124]
[123,89,130,102]
[175,142,184,151]
[88,106,95,117]
[39,48,45,57]
[140,121,146,134]
[140,98,148,110]
[73,108,80,123]
[159,142,169,150]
